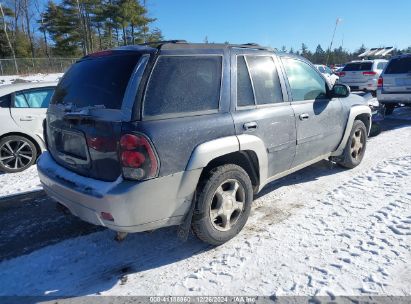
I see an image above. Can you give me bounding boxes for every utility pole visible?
[326,18,342,66]
[0,3,18,74]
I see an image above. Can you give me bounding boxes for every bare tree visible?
[0,2,18,73]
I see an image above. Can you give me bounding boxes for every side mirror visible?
[332,83,350,98]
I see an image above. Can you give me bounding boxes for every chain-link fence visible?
[0,58,78,76]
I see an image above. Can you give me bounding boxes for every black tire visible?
[0,135,37,173]
[385,104,396,115]
[337,120,367,169]
[192,164,253,245]
[369,123,382,137]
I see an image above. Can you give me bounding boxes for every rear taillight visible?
[378,77,383,88]
[339,72,346,77]
[363,71,377,76]
[119,133,159,180]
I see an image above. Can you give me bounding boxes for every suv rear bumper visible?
[37,152,201,233]
[342,79,378,91]
[377,90,411,104]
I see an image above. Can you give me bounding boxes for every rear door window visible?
[52,52,141,109]
[385,57,411,74]
[237,56,255,107]
[343,62,373,71]
[377,62,386,70]
[246,56,283,105]
[14,88,54,108]
[143,56,222,117]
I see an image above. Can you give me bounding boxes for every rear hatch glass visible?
[47,51,144,181]
[52,52,142,109]
[343,62,373,71]
[385,57,411,74]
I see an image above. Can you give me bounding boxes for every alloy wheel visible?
[0,139,34,171]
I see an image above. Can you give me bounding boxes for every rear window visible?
[51,52,141,109]
[385,57,411,74]
[143,56,222,117]
[343,62,373,71]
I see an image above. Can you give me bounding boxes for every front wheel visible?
[337,120,367,169]
[192,164,253,245]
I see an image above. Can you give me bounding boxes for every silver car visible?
[377,54,411,114]
[339,59,387,93]
[0,82,57,173]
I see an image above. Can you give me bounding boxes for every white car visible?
[339,59,387,93]
[0,82,57,173]
[315,64,339,85]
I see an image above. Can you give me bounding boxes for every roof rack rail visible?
[139,40,187,47]
[238,43,277,52]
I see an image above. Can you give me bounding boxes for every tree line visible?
[0,0,163,59]
[282,43,411,66]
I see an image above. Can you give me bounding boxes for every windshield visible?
[51,52,141,109]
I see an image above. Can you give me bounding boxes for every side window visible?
[318,66,325,73]
[0,94,11,108]
[14,92,29,108]
[237,56,255,107]
[246,56,283,104]
[282,58,328,101]
[325,66,333,74]
[377,62,386,70]
[144,56,222,117]
[14,89,54,108]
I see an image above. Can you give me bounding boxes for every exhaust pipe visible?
[115,231,128,242]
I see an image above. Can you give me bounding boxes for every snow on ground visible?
[0,73,63,86]
[0,166,41,198]
[0,124,410,297]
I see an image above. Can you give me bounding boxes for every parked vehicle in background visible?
[37,42,371,245]
[334,66,345,77]
[0,82,57,173]
[339,60,387,94]
[315,64,339,85]
[377,54,411,115]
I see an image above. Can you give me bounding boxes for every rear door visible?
[280,57,346,167]
[382,56,411,93]
[230,49,296,177]
[46,51,149,181]
[10,87,54,140]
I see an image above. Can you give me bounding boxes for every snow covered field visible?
[0,116,410,298]
[0,73,63,86]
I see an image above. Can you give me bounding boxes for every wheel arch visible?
[331,105,371,157]
[185,135,267,194]
[0,132,44,158]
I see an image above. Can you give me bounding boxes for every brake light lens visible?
[363,71,377,76]
[339,72,346,77]
[378,77,383,88]
[119,133,159,180]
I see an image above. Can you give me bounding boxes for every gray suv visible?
[377,54,411,114]
[37,42,371,245]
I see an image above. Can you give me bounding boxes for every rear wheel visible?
[0,135,37,173]
[337,120,367,169]
[192,164,253,245]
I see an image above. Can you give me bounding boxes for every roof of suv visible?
[115,41,277,53]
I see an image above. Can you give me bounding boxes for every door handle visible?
[20,116,34,121]
[299,113,310,121]
[243,121,258,131]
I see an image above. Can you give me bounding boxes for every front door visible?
[230,50,296,178]
[280,57,345,167]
